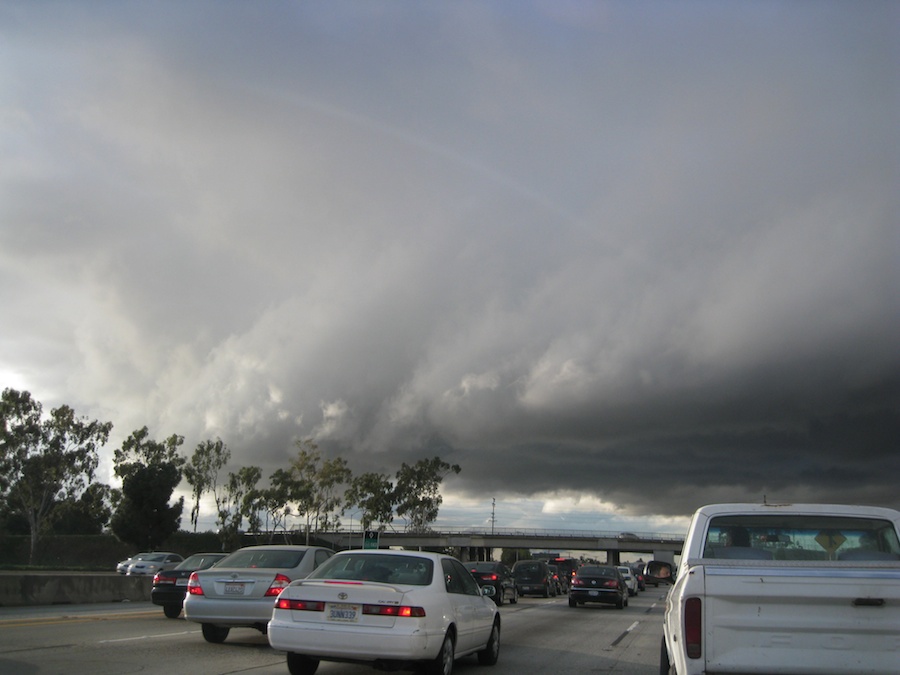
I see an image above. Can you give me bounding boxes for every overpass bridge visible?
[315,527,684,565]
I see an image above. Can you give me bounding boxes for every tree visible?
[110,427,186,550]
[183,438,230,532]
[51,482,114,534]
[287,439,352,543]
[215,466,261,550]
[0,388,112,562]
[109,463,183,549]
[113,426,185,481]
[345,472,395,531]
[260,468,296,542]
[393,457,461,533]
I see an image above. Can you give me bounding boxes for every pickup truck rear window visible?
[703,515,900,561]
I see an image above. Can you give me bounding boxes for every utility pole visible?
[491,498,496,535]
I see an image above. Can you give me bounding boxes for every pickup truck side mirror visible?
[644,560,675,585]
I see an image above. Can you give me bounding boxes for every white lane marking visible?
[99,630,199,643]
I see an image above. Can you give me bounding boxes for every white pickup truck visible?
[658,502,900,675]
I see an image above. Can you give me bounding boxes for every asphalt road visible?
[0,589,668,675]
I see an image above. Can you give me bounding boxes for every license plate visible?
[224,583,245,595]
[176,579,188,587]
[327,603,360,622]
[589,590,599,596]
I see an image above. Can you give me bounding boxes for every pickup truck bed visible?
[661,503,900,675]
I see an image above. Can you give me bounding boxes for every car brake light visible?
[187,571,203,595]
[276,598,325,611]
[153,573,175,585]
[685,597,702,659]
[265,573,292,597]
[603,580,619,588]
[363,604,426,617]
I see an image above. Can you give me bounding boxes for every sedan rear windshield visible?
[577,566,616,577]
[218,549,307,568]
[307,554,434,585]
[703,515,900,561]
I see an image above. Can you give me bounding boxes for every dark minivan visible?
[512,559,557,597]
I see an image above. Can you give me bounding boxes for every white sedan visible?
[183,544,335,643]
[616,565,639,596]
[268,549,500,675]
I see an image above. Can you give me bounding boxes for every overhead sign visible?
[363,530,380,549]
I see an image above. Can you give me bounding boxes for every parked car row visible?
[116,551,184,575]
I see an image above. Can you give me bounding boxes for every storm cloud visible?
[1,1,897,531]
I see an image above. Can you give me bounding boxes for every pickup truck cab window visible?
[703,514,900,561]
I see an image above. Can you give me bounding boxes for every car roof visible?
[331,549,449,561]
[230,545,327,552]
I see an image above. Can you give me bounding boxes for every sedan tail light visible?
[265,573,292,597]
[276,598,425,617]
[187,571,204,595]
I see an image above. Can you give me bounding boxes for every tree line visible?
[0,388,461,561]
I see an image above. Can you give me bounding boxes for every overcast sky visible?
[2,1,897,535]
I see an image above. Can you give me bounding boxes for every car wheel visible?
[659,637,676,675]
[616,595,625,610]
[542,584,550,598]
[287,653,320,675]
[201,623,230,643]
[510,587,518,604]
[494,585,504,606]
[424,632,455,675]
[477,621,500,665]
[568,597,577,608]
[163,604,182,619]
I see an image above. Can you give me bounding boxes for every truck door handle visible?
[852,598,885,607]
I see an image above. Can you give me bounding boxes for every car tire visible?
[494,585,504,606]
[163,604,182,619]
[542,584,550,598]
[286,653,320,675]
[616,595,625,610]
[510,587,518,604]
[659,637,676,675]
[568,597,577,608]
[477,621,500,665]
[201,623,230,643]
[424,632,455,675]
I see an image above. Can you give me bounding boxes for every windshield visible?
[703,515,900,561]
[307,553,433,585]
[218,548,307,569]
[578,566,617,577]
[176,554,224,570]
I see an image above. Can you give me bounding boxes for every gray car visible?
[183,545,334,643]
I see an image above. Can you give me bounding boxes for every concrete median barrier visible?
[0,573,153,607]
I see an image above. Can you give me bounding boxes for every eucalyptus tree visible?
[344,471,395,531]
[394,457,461,533]
[0,388,112,562]
[183,438,230,531]
[288,439,353,543]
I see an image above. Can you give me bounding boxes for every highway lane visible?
[0,590,669,674]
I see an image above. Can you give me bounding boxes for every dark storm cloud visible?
[1,1,897,528]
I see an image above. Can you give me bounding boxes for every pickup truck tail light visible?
[684,597,702,659]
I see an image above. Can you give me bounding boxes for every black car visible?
[151,552,227,618]
[469,561,518,605]
[568,564,628,609]
[512,559,557,597]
